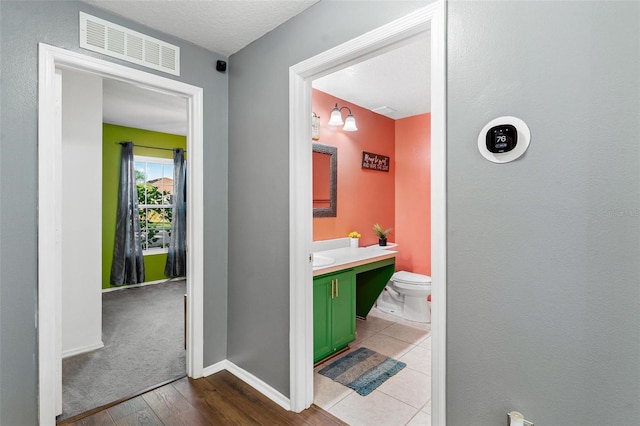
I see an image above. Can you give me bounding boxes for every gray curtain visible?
[110,142,145,285]
[165,148,186,277]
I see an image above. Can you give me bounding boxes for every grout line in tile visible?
[316,308,432,424]
[370,389,421,418]
[404,407,425,426]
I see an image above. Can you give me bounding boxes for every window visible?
[134,156,174,254]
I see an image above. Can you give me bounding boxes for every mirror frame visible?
[312,143,337,218]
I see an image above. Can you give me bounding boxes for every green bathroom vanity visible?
[312,248,396,363]
[313,269,356,363]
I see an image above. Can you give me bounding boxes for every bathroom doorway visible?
[288,3,446,424]
[38,44,205,424]
[309,33,432,424]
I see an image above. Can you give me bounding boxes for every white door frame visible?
[288,3,446,423]
[38,43,204,425]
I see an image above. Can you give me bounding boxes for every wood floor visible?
[61,370,346,425]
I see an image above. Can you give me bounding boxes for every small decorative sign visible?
[311,113,320,141]
[361,151,390,172]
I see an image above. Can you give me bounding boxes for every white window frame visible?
[134,154,174,255]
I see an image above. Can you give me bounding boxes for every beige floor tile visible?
[314,308,437,426]
[328,390,418,426]
[399,318,432,331]
[354,327,375,346]
[418,335,432,349]
[356,315,395,334]
[421,398,431,414]
[399,345,431,376]
[352,333,415,359]
[377,368,431,409]
[313,372,353,410]
[379,322,430,344]
[407,410,431,426]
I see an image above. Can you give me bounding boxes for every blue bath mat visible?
[318,347,406,396]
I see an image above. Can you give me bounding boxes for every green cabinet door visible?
[313,276,332,362]
[313,269,356,364]
[331,272,356,350]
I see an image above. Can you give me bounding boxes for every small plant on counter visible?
[373,224,392,239]
[348,231,361,239]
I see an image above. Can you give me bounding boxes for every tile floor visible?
[314,307,432,426]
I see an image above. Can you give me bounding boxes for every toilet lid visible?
[392,271,431,285]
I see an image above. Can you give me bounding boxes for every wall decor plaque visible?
[361,151,389,172]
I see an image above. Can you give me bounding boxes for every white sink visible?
[313,254,335,267]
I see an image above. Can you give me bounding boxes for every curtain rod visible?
[117,142,186,153]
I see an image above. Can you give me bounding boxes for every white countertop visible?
[313,246,397,276]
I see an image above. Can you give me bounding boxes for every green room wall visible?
[102,123,187,289]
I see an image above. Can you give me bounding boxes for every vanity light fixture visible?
[328,103,358,131]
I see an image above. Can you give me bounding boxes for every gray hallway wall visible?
[229,0,640,423]
[0,2,228,424]
[227,0,431,397]
[446,1,640,424]
[3,1,638,424]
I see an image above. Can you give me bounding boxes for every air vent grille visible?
[79,12,180,76]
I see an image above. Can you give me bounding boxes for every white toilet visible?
[376,271,431,323]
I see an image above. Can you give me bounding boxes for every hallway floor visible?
[63,370,346,426]
[314,307,432,426]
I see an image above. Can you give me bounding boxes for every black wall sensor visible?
[216,60,227,73]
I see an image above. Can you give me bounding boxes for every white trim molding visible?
[202,361,291,411]
[38,43,204,425]
[428,3,448,424]
[202,360,228,377]
[288,3,447,425]
[61,342,105,359]
[224,362,291,411]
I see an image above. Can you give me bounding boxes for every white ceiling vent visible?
[80,12,180,76]
[372,106,398,117]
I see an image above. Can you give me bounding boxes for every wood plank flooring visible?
[60,370,346,426]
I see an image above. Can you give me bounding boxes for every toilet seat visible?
[392,271,431,286]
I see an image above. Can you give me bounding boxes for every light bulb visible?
[343,114,358,131]
[328,107,343,126]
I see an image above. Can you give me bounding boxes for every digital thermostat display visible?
[486,124,517,153]
[478,116,530,163]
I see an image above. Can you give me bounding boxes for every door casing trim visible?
[288,3,447,424]
[38,43,204,424]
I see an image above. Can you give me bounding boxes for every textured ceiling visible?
[103,79,188,135]
[84,0,319,56]
[313,35,431,120]
[97,2,430,134]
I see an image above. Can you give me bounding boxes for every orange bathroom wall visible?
[395,113,431,275]
[312,89,395,247]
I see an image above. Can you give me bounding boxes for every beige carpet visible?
[60,280,186,421]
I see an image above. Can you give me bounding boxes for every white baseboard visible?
[203,360,291,411]
[202,359,227,377]
[62,341,104,359]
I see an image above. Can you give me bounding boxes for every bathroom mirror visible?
[312,143,337,217]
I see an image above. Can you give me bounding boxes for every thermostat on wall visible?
[478,116,530,163]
